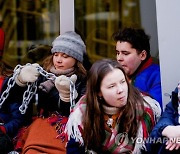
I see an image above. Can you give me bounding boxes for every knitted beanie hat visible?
[0,28,5,58]
[51,31,86,63]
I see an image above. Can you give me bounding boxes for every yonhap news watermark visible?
[115,132,180,147]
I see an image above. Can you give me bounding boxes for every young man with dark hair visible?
[113,27,162,109]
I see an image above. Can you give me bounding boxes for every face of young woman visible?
[116,41,146,76]
[99,68,128,108]
[53,52,77,71]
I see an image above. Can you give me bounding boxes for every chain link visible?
[0,63,77,114]
[19,82,37,114]
[69,80,76,110]
[36,66,56,81]
[0,64,22,108]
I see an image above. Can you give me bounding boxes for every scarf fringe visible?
[65,95,157,153]
[133,123,144,154]
[143,95,162,122]
[47,113,68,142]
[65,100,86,146]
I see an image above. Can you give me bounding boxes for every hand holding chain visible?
[0,63,76,114]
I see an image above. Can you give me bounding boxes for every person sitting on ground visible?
[12,31,87,154]
[0,28,24,153]
[145,83,180,154]
[65,59,161,154]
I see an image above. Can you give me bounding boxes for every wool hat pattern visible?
[51,31,86,63]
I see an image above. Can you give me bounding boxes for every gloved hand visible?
[15,63,40,87]
[55,74,78,102]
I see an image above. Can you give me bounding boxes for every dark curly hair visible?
[113,27,151,59]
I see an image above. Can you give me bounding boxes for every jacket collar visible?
[129,57,153,79]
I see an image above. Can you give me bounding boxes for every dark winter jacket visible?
[145,88,179,154]
[0,77,27,138]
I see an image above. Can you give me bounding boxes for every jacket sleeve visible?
[0,77,29,137]
[144,101,178,153]
[2,77,28,103]
[150,101,178,138]
[2,102,24,137]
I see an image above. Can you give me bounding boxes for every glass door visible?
[75,0,141,62]
[0,0,59,67]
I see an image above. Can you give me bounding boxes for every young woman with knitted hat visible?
[10,31,87,153]
[65,59,161,153]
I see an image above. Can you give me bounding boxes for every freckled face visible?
[53,52,76,71]
[99,69,128,108]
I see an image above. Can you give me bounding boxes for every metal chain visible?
[18,64,57,114]
[69,80,76,110]
[36,66,56,81]
[0,63,77,114]
[36,65,76,110]
[19,81,37,114]
[0,64,22,108]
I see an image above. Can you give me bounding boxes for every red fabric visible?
[0,125,6,134]
[137,57,153,75]
[142,107,155,139]
[47,113,68,142]
[0,28,5,57]
[0,76,5,93]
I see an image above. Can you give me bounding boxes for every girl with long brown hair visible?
[65,59,161,153]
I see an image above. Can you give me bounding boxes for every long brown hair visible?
[83,59,144,152]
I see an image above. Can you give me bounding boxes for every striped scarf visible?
[65,95,160,153]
